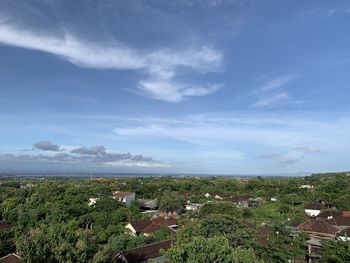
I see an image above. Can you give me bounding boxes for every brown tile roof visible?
[289,221,301,228]
[0,221,13,230]
[129,220,152,233]
[113,240,172,263]
[342,211,350,217]
[207,192,227,198]
[143,224,163,234]
[338,227,350,237]
[152,218,177,226]
[298,219,338,235]
[330,216,350,227]
[229,195,252,203]
[304,202,328,210]
[113,191,134,198]
[317,210,342,219]
[0,254,21,263]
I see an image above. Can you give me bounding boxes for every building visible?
[204,192,227,200]
[185,203,201,211]
[0,253,21,263]
[125,218,177,236]
[0,221,13,231]
[88,197,98,207]
[229,195,253,208]
[138,199,158,211]
[112,191,135,206]
[298,219,338,262]
[304,202,328,217]
[112,240,172,263]
[337,227,350,241]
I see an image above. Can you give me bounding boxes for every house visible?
[125,218,178,236]
[204,192,227,200]
[299,185,314,190]
[337,227,350,241]
[298,219,338,262]
[317,210,350,228]
[0,221,13,231]
[0,253,21,263]
[112,240,172,263]
[304,202,328,217]
[138,199,158,211]
[270,197,277,202]
[112,191,135,206]
[298,219,338,237]
[185,203,201,211]
[88,197,98,207]
[229,195,252,208]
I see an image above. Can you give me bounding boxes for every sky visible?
[0,0,350,175]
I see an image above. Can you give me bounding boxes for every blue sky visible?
[0,0,350,175]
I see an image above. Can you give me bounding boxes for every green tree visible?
[322,240,350,263]
[164,236,262,263]
[159,191,185,213]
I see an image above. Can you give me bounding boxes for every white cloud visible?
[259,75,294,92]
[253,92,289,107]
[251,75,295,107]
[0,19,223,103]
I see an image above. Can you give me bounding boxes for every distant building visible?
[304,202,328,217]
[204,192,227,200]
[270,197,277,202]
[229,195,253,208]
[113,191,135,206]
[88,197,98,207]
[112,240,172,263]
[185,203,201,211]
[125,218,177,236]
[0,253,21,263]
[299,184,314,189]
[0,221,13,231]
[138,199,158,210]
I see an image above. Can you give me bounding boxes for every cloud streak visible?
[0,142,167,168]
[0,19,223,103]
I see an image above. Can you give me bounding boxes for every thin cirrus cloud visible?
[260,147,320,166]
[0,19,223,103]
[252,75,295,108]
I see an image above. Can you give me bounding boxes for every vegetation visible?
[0,172,349,262]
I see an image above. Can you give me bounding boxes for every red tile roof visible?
[298,219,338,235]
[113,240,172,263]
[0,254,21,263]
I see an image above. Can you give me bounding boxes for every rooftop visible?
[113,240,172,263]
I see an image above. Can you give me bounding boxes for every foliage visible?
[321,240,350,263]
[199,202,242,218]
[159,191,186,213]
[164,236,262,263]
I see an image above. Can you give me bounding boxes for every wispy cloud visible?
[0,19,223,103]
[253,92,289,107]
[259,75,294,92]
[260,147,320,166]
[251,75,295,108]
